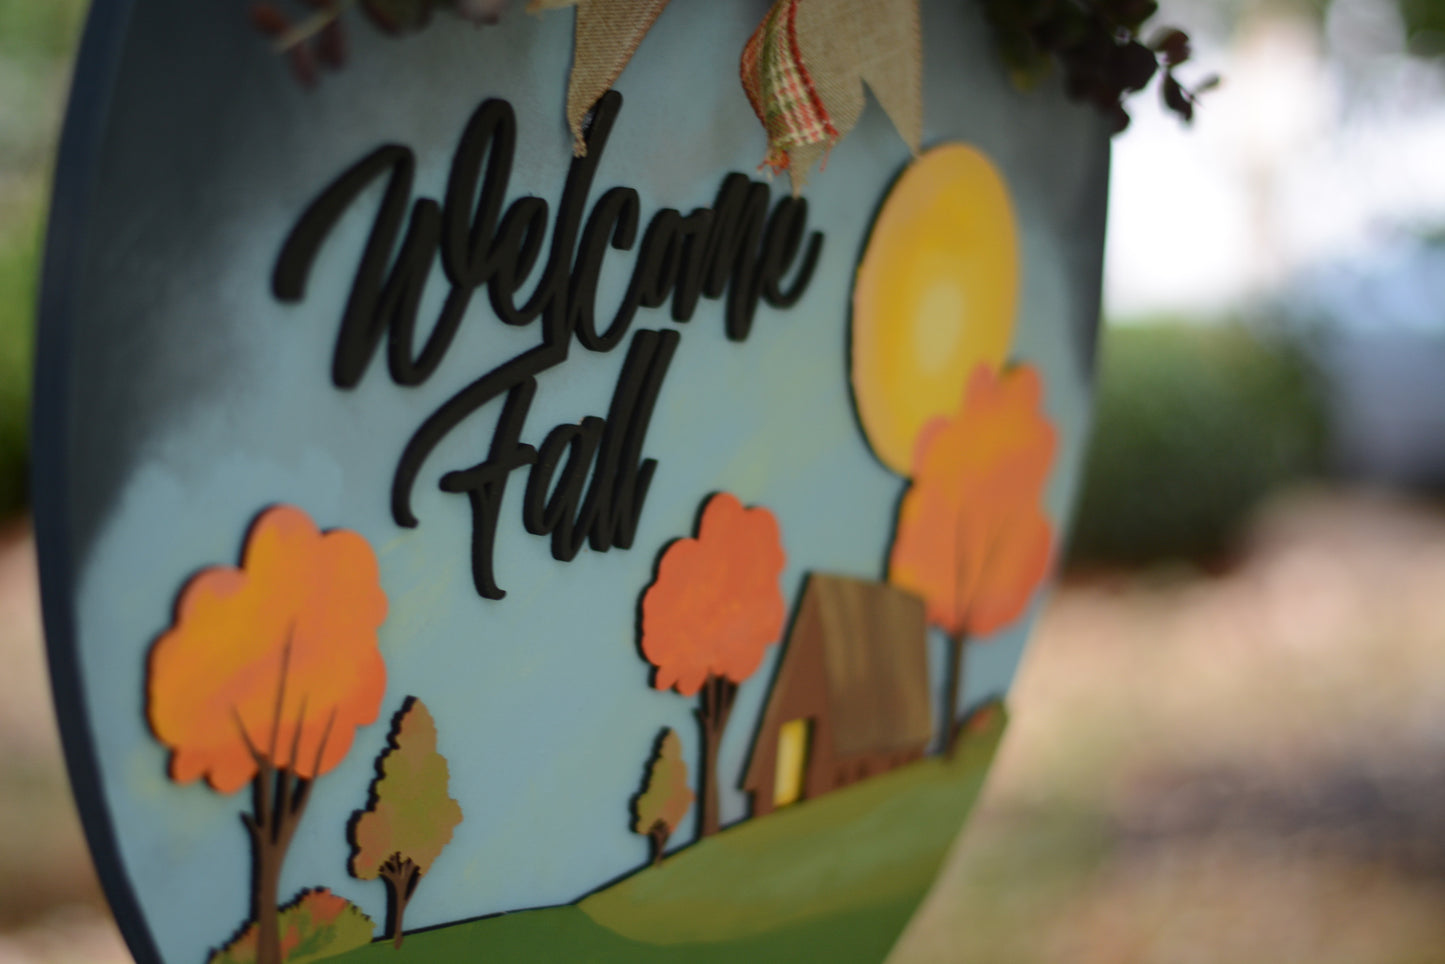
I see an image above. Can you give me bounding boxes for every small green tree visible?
[349,698,463,948]
[632,728,694,867]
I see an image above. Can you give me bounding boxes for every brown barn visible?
[741,574,933,818]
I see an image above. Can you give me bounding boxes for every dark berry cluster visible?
[979,0,1218,133]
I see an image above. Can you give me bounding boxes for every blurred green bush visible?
[0,0,88,61]
[0,207,37,520]
[1066,320,1330,567]
[0,0,89,520]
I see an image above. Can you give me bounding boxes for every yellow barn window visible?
[773,718,812,808]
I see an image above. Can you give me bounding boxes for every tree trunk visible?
[244,764,312,964]
[251,830,283,964]
[941,633,968,759]
[695,674,738,840]
[647,822,669,866]
[382,856,420,949]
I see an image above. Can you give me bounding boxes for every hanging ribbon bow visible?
[741,0,922,191]
[537,0,922,189]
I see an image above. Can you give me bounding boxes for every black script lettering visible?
[273,90,824,599]
[571,186,641,352]
[523,417,606,561]
[441,99,514,290]
[436,328,677,596]
[486,197,549,326]
[521,327,677,562]
[578,327,679,553]
[759,197,823,307]
[703,174,771,341]
[391,93,625,528]
[631,208,683,310]
[437,380,538,600]
[272,144,442,388]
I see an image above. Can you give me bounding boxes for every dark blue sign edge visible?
[32,1,163,962]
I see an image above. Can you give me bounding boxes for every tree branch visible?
[267,624,297,767]
[234,709,274,834]
[289,707,337,819]
[287,695,310,774]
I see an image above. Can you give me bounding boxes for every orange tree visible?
[889,364,1056,756]
[640,493,786,838]
[147,505,389,964]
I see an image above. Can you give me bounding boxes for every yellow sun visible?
[851,144,1020,475]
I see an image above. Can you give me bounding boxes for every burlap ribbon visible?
[535,0,922,188]
[528,0,673,155]
[741,0,922,191]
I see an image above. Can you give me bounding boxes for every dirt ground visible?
[3,487,1445,963]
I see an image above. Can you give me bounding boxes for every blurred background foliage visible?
[1067,321,1330,566]
[1399,0,1445,51]
[0,0,87,519]
[0,207,37,518]
[0,0,86,60]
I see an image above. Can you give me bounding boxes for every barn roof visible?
[810,574,932,756]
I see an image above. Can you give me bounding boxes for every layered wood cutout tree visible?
[641,493,787,839]
[889,365,1057,756]
[146,506,389,964]
[350,697,463,948]
[632,728,693,866]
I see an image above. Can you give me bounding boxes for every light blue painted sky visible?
[48,2,1107,961]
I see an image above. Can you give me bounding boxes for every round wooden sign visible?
[35,2,1108,961]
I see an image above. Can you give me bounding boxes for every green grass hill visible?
[331,703,1006,963]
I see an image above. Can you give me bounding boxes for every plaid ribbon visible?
[741,0,922,190]
[740,0,840,176]
[539,0,921,186]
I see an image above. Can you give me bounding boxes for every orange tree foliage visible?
[148,505,389,792]
[640,492,786,838]
[890,364,1057,639]
[889,364,1056,755]
[641,493,787,696]
[147,505,389,964]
